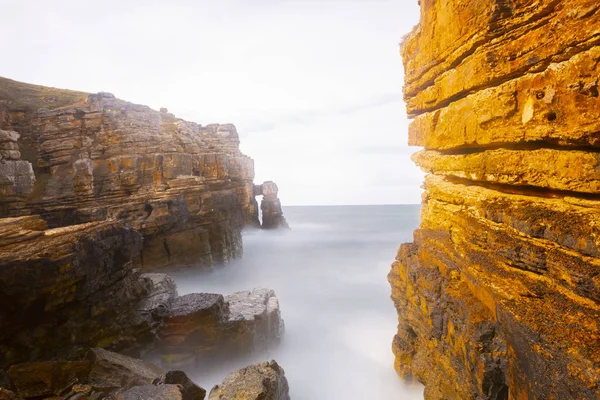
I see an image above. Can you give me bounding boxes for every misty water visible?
[169,205,424,399]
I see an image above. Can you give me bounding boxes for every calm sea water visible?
[169,205,424,399]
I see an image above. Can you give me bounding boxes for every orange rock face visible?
[390,1,600,399]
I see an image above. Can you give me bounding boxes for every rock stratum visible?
[390,1,600,399]
[0,77,287,388]
[0,76,260,270]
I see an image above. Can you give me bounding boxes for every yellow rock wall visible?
[390,1,600,399]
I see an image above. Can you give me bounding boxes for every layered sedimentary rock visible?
[0,77,259,269]
[0,216,168,368]
[0,220,283,372]
[390,1,600,399]
[255,181,289,229]
[0,130,35,214]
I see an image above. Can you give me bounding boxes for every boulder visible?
[225,289,284,350]
[87,348,163,391]
[116,384,183,400]
[208,361,290,400]
[158,289,283,368]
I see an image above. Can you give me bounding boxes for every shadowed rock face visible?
[391,1,600,399]
[0,216,165,368]
[0,77,260,270]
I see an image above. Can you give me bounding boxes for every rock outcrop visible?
[390,1,600,399]
[0,217,283,373]
[0,77,260,269]
[0,78,287,377]
[157,289,284,368]
[255,181,289,229]
[0,216,155,368]
[208,361,290,400]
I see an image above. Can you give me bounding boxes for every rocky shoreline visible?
[0,77,291,399]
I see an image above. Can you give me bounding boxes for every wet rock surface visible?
[392,1,600,399]
[208,361,290,400]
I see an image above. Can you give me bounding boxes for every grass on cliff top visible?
[0,76,89,111]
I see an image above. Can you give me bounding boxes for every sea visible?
[169,205,424,400]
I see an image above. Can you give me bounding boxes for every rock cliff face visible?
[0,77,259,269]
[0,78,287,376]
[390,1,600,399]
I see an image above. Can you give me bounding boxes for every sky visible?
[0,0,424,205]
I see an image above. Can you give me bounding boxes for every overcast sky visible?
[0,0,423,205]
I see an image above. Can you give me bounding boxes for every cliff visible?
[0,78,289,374]
[390,1,600,399]
[0,77,260,269]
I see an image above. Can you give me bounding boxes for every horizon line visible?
[283,203,421,207]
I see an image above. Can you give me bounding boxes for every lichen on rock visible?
[390,1,600,399]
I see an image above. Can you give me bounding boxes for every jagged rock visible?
[6,361,90,398]
[87,348,164,392]
[256,181,289,229]
[152,370,206,400]
[0,77,260,269]
[392,1,600,399]
[116,384,183,400]
[158,289,283,368]
[208,361,290,400]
